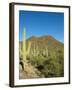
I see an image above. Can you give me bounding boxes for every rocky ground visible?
[19,61,44,79]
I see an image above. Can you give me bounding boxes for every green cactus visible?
[19,28,31,69]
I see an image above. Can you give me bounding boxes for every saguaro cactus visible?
[23,28,31,61]
[23,28,26,61]
[20,28,31,69]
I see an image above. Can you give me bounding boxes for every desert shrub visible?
[28,54,45,67]
[26,50,64,78]
[38,55,64,77]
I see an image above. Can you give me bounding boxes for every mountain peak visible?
[28,36,37,40]
[28,35,54,40]
[39,35,54,39]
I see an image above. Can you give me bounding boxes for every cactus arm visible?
[26,41,31,55]
[19,48,23,56]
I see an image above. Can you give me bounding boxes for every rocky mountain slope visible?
[19,35,64,79]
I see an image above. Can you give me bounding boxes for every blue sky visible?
[19,10,64,43]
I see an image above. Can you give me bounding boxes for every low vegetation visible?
[19,35,64,79]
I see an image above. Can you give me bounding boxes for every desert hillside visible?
[19,35,64,79]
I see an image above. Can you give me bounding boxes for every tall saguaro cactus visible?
[20,28,31,70]
[23,28,26,61]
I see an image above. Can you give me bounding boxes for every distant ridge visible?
[19,35,63,57]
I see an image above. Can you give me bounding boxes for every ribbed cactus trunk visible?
[22,28,27,70]
[22,28,31,70]
[23,28,26,61]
